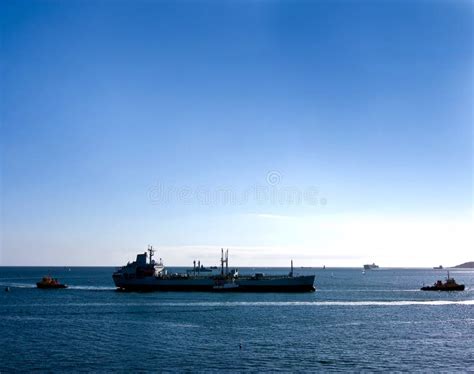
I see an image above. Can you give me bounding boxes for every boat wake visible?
[317,289,421,292]
[67,285,116,291]
[0,282,35,288]
[23,300,474,308]
[0,283,116,291]
[156,300,474,306]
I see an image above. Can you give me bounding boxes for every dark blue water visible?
[1,267,473,372]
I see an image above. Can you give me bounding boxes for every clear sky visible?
[1,0,472,267]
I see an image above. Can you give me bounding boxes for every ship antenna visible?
[226,249,229,275]
[221,248,224,276]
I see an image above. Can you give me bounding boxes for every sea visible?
[1,266,473,372]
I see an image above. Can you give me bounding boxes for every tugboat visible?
[36,276,68,289]
[421,272,465,291]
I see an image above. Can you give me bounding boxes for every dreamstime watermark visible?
[148,171,327,207]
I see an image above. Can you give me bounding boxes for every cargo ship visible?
[113,246,315,292]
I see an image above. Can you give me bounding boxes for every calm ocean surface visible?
[1,267,473,372]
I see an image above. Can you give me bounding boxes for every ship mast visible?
[221,248,224,276]
[220,248,230,275]
[148,245,155,264]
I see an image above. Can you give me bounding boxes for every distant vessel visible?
[186,261,219,275]
[113,246,316,292]
[363,263,379,270]
[421,272,465,291]
[36,276,68,289]
[433,265,443,270]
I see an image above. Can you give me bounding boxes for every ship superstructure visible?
[113,247,315,292]
[116,245,165,280]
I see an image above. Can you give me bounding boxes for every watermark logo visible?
[266,170,282,186]
[148,171,327,207]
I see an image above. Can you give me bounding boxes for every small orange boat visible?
[36,276,68,289]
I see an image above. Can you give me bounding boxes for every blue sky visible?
[1,0,472,266]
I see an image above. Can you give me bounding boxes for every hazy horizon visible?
[1,1,472,267]
[1,263,472,268]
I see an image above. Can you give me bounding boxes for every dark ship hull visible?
[36,283,68,289]
[420,284,465,291]
[113,275,316,293]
